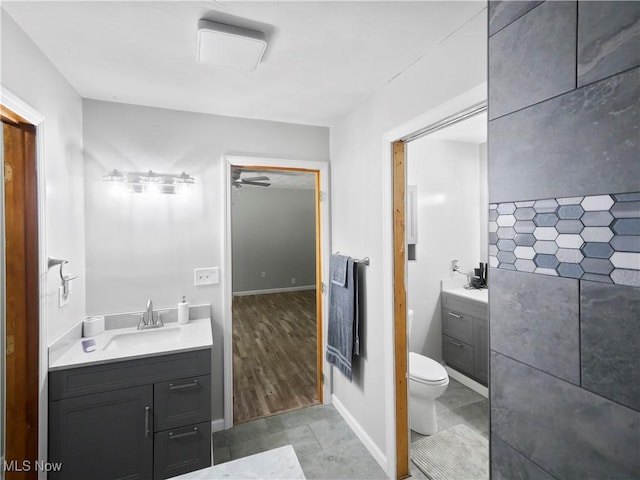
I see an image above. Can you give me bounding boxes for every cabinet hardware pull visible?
[169,427,199,440]
[169,380,199,390]
[448,312,463,319]
[450,340,464,348]
[144,406,150,437]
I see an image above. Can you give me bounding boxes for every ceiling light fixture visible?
[197,19,267,71]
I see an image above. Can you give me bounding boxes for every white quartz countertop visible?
[49,318,212,371]
[442,287,488,304]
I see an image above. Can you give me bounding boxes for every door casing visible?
[1,87,47,476]
[222,155,331,429]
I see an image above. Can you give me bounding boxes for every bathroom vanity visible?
[441,288,488,386]
[48,318,213,480]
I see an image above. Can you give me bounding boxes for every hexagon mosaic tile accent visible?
[489,193,640,287]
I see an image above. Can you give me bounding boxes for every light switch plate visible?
[194,267,219,286]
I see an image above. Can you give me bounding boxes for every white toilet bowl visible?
[409,352,449,435]
[407,309,449,435]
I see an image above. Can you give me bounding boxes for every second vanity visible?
[441,287,488,386]
[48,316,213,480]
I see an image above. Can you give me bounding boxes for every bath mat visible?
[411,424,488,480]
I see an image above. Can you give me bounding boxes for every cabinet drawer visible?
[50,348,211,401]
[154,375,211,431]
[154,421,211,479]
[442,309,474,345]
[443,335,474,375]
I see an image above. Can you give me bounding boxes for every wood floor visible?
[233,290,318,424]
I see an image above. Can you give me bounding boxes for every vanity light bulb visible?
[108,182,127,199]
[146,182,161,196]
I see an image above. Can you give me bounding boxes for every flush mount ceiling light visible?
[197,19,267,71]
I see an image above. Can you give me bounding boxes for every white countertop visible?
[49,318,213,371]
[174,445,305,480]
[442,287,488,304]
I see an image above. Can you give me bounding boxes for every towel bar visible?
[334,252,370,266]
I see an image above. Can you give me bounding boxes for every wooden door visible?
[2,111,39,479]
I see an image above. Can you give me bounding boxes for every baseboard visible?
[233,285,315,296]
[445,367,488,398]
[211,418,225,433]
[331,394,388,473]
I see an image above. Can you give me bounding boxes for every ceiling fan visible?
[231,168,271,188]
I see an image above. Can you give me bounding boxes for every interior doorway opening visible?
[390,96,487,479]
[222,156,330,430]
[230,167,320,424]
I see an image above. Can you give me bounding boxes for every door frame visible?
[381,83,487,478]
[1,86,47,471]
[222,155,331,429]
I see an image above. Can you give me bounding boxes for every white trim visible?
[332,394,388,473]
[381,82,487,479]
[0,86,48,479]
[222,154,331,430]
[445,367,488,398]
[210,418,225,433]
[232,285,315,297]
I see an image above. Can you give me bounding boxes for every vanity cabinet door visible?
[49,385,153,480]
[154,375,211,431]
[474,319,489,385]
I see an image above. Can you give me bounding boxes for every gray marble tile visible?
[298,438,386,480]
[581,281,640,411]
[491,352,640,479]
[436,378,485,410]
[308,416,359,451]
[436,400,489,439]
[489,1,576,120]
[213,418,269,448]
[491,435,556,480]
[578,1,640,87]
[229,425,320,460]
[488,1,543,36]
[265,404,340,433]
[490,269,580,383]
[489,67,640,203]
[213,445,231,465]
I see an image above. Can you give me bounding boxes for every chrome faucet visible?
[137,299,164,329]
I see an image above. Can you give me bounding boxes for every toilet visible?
[408,309,449,435]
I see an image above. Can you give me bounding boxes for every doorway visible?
[230,167,319,423]
[2,105,39,479]
[222,155,331,429]
[385,86,487,479]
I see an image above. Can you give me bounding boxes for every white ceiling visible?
[2,1,486,127]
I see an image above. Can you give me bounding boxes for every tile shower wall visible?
[488,1,640,479]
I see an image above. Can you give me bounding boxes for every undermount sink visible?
[102,326,182,352]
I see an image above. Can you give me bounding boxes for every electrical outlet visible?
[261,272,266,278]
[58,286,69,308]
[194,267,219,286]
[291,278,296,285]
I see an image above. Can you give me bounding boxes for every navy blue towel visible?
[326,255,360,381]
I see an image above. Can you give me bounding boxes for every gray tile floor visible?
[410,378,489,479]
[213,404,388,479]
[213,379,487,480]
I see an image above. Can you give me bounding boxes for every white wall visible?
[1,10,86,344]
[232,187,315,293]
[329,6,486,473]
[407,139,482,361]
[82,99,329,421]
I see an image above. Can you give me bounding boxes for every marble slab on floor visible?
[174,445,305,479]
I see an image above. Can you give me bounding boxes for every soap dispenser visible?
[178,296,189,324]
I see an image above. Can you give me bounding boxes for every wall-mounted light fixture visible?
[103,170,195,195]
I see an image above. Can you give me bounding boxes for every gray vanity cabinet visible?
[441,293,488,386]
[49,348,212,480]
[49,385,153,480]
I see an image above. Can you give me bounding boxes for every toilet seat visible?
[409,352,448,385]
